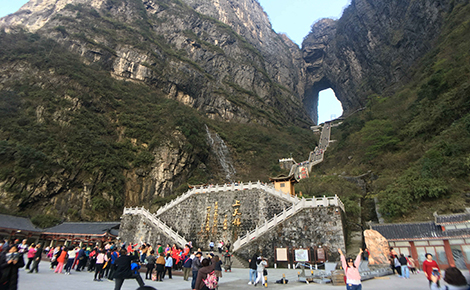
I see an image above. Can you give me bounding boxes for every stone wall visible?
[234,206,345,264]
[157,189,292,249]
[119,214,177,247]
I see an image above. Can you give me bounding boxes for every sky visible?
[0,0,349,124]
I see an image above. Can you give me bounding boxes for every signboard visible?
[294,248,310,262]
[275,248,288,262]
[317,247,325,262]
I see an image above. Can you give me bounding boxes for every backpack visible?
[203,271,218,289]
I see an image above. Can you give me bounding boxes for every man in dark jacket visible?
[398,253,410,279]
[76,246,87,271]
[113,248,145,290]
[191,252,202,289]
[28,244,42,273]
[248,253,258,285]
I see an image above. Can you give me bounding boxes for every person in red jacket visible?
[422,253,440,288]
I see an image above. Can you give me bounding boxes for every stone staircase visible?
[232,195,345,252]
[287,121,333,178]
[122,207,188,247]
[231,253,249,268]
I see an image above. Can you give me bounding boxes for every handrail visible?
[123,207,188,247]
[233,194,344,251]
[155,181,299,216]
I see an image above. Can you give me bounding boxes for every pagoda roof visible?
[269,174,298,183]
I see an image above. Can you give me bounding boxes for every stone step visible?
[231,253,249,268]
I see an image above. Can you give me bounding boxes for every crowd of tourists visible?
[0,238,230,290]
[4,237,470,290]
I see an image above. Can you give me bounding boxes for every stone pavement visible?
[18,262,431,290]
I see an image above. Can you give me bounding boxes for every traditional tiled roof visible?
[435,212,470,225]
[371,222,470,241]
[0,214,41,232]
[43,222,120,236]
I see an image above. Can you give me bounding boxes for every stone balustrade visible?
[123,206,188,247]
[233,194,344,251]
[155,181,299,216]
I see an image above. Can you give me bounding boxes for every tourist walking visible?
[430,267,468,290]
[218,241,224,254]
[28,243,43,273]
[398,254,410,279]
[254,256,268,286]
[25,243,36,270]
[407,255,417,274]
[54,247,67,273]
[64,246,79,275]
[338,248,363,290]
[113,248,145,290]
[423,253,440,288]
[248,253,258,285]
[393,255,402,276]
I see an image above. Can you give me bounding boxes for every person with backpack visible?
[194,258,217,290]
[254,256,268,286]
[338,248,363,290]
[398,253,410,279]
[108,248,119,280]
[430,267,469,290]
[183,254,193,281]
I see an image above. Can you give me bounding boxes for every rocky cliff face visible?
[0,0,457,222]
[1,0,310,126]
[302,0,450,118]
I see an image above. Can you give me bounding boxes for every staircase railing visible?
[233,195,344,251]
[155,181,299,216]
[123,207,188,247]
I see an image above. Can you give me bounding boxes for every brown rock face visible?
[364,229,390,265]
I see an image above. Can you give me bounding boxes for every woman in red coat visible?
[422,253,440,288]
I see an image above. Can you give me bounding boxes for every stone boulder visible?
[364,229,389,265]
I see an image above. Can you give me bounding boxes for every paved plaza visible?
[17,261,433,290]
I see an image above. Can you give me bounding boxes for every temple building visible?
[0,214,119,247]
[269,175,298,196]
[372,210,470,270]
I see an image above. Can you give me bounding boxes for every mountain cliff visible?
[302,0,451,117]
[1,0,468,224]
